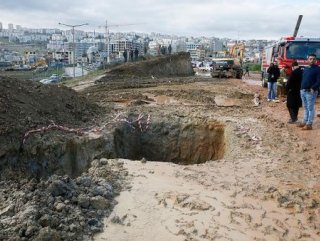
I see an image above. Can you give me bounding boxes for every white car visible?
[40,74,61,84]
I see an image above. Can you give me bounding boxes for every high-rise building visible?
[16,25,22,31]
[8,23,14,31]
[0,22,2,31]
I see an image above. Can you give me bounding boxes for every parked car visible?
[39,74,61,84]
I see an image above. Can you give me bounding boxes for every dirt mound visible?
[0,76,101,172]
[0,77,99,132]
[99,52,194,81]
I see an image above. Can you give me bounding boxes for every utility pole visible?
[59,22,88,78]
[105,20,110,64]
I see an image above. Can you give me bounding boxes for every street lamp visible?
[59,22,88,78]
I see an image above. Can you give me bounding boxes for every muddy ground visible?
[88,72,320,241]
[1,55,320,241]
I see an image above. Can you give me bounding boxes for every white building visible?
[47,34,66,50]
[8,23,14,32]
[148,40,160,56]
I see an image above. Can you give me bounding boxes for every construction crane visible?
[98,20,144,64]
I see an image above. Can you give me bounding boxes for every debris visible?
[253,93,260,106]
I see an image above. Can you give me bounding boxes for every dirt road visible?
[85,73,320,241]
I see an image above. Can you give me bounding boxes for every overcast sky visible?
[1,0,319,40]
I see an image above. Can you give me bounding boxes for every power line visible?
[58,22,88,78]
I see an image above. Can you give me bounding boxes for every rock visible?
[77,194,90,209]
[20,205,38,221]
[100,158,109,165]
[90,196,109,209]
[38,214,51,227]
[0,204,15,217]
[69,223,78,232]
[48,179,74,198]
[88,218,99,226]
[277,195,289,206]
[91,184,113,198]
[91,186,106,196]
[306,199,319,209]
[91,158,108,168]
[90,225,103,233]
[90,159,101,168]
[76,176,92,187]
[34,227,61,241]
[25,224,38,237]
[18,226,27,237]
[54,202,66,212]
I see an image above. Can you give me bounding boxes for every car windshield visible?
[286,42,320,60]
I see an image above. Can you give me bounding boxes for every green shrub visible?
[249,64,261,71]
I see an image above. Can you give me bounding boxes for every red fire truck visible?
[261,36,320,87]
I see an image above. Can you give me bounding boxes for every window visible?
[286,42,320,59]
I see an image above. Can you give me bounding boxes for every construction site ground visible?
[90,71,320,241]
[1,56,320,241]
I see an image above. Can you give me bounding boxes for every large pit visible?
[113,120,225,164]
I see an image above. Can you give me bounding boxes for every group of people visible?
[123,48,139,63]
[267,53,320,130]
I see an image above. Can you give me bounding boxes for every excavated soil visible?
[0,77,100,133]
[89,72,320,241]
[1,55,320,241]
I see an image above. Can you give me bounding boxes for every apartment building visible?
[8,23,14,32]
[47,51,73,65]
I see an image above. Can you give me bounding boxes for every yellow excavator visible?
[32,58,47,68]
[229,43,245,63]
[211,43,245,79]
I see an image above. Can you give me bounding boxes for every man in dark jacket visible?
[123,49,128,62]
[297,53,320,130]
[267,62,280,101]
[286,61,303,123]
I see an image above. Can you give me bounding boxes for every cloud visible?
[1,0,320,40]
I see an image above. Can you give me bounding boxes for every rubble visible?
[0,159,126,241]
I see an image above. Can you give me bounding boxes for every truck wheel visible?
[236,71,243,79]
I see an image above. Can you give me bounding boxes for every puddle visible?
[242,78,261,86]
[144,93,179,105]
[195,71,211,77]
[214,95,240,107]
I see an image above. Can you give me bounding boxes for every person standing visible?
[134,48,139,61]
[267,62,280,102]
[168,44,172,55]
[286,61,303,123]
[123,49,128,63]
[244,65,250,76]
[130,50,134,62]
[298,53,320,130]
